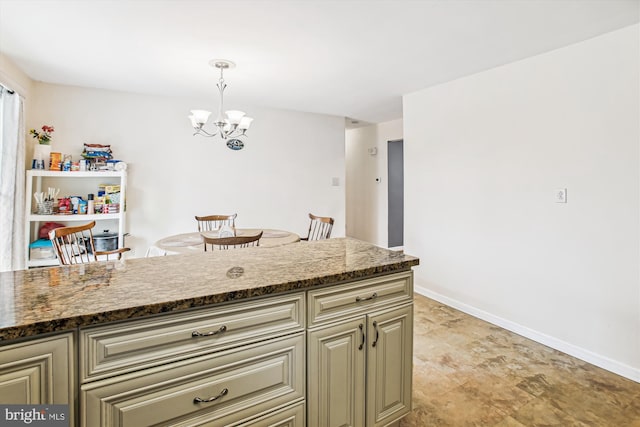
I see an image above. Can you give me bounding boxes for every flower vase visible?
[33,144,52,169]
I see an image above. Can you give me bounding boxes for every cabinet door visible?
[307,317,366,427]
[0,333,74,424]
[366,304,413,427]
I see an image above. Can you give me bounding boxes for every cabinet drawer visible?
[307,271,413,327]
[81,333,305,427]
[80,292,304,382]
[235,402,305,427]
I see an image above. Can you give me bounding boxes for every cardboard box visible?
[99,184,121,193]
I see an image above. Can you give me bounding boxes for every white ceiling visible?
[0,0,638,125]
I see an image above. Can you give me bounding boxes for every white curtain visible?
[0,86,26,271]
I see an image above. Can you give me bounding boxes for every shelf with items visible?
[24,170,127,268]
[26,170,125,178]
[26,213,121,222]
[28,258,64,268]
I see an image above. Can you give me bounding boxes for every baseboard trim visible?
[414,285,640,383]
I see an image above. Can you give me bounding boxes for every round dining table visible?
[148,229,300,256]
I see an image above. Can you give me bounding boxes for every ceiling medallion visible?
[226,139,244,151]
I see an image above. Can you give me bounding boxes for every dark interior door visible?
[388,139,404,247]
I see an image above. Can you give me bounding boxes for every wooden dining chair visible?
[203,231,263,251]
[301,213,334,241]
[195,214,238,232]
[48,220,130,265]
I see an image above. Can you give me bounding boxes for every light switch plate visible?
[555,188,567,203]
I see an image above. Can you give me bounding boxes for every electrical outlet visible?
[555,188,567,203]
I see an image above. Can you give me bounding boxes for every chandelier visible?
[189,59,253,149]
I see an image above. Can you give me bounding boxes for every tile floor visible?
[400,294,640,427]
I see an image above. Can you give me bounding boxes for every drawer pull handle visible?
[192,325,227,337]
[356,292,378,302]
[372,321,379,347]
[358,323,365,350]
[194,388,229,403]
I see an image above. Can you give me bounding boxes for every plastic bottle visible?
[87,194,95,215]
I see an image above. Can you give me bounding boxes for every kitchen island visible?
[0,238,419,426]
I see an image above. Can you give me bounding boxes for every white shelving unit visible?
[25,170,127,268]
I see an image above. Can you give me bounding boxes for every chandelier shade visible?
[189,110,212,127]
[189,59,253,146]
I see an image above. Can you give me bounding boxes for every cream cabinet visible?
[79,293,306,427]
[308,317,366,426]
[235,402,305,427]
[82,333,305,426]
[0,270,415,426]
[0,333,75,425]
[307,272,414,427]
[79,292,304,382]
[365,304,413,427]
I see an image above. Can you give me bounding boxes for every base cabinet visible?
[0,270,414,426]
[0,333,75,426]
[79,292,306,427]
[308,318,366,427]
[366,305,413,427]
[307,272,414,427]
[81,333,304,427]
[308,305,413,427]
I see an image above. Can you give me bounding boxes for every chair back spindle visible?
[49,222,97,264]
[49,220,130,265]
[195,214,238,232]
[302,213,334,241]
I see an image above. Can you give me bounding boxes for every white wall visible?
[0,53,32,98]
[25,83,345,258]
[345,119,402,246]
[404,24,640,380]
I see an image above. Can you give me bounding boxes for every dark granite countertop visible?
[0,238,418,341]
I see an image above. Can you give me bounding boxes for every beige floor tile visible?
[491,416,528,427]
[400,294,640,427]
